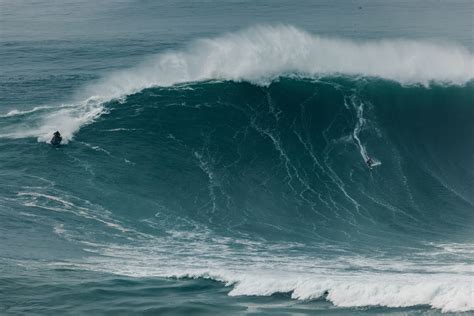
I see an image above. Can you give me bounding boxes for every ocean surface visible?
[1,1,473,315]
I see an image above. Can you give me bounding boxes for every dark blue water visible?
[1,1,473,314]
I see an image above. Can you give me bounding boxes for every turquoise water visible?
[1,1,473,315]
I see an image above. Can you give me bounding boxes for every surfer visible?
[366,157,374,169]
[51,131,62,146]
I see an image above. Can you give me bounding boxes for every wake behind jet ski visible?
[50,131,62,146]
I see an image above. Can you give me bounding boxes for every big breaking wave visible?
[1,25,474,313]
[0,25,473,142]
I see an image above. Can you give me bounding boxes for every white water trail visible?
[350,97,381,168]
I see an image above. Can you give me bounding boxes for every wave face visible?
[1,27,474,313]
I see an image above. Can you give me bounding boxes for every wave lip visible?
[84,25,474,101]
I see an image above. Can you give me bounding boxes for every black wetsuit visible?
[366,158,374,168]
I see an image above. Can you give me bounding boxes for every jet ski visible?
[50,131,62,146]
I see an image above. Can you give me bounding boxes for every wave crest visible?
[84,25,474,101]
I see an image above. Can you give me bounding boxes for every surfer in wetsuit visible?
[51,131,62,146]
[366,157,374,169]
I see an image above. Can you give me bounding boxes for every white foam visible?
[53,223,66,236]
[0,105,55,118]
[83,25,473,102]
[217,272,473,313]
[0,98,106,143]
[83,256,474,313]
[17,191,129,233]
[65,226,474,314]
